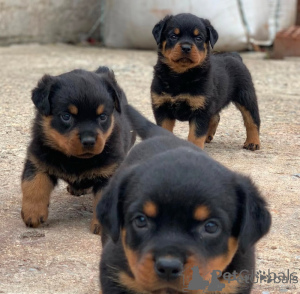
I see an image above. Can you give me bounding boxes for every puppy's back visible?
[123,105,202,167]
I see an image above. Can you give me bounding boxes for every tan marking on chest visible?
[28,153,118,184]
[151,92,206,111]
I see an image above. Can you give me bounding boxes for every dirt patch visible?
[0,44,299,293]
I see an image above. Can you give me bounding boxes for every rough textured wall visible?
[0,0,101,45]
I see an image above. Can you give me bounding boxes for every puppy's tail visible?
[125,105,171,140]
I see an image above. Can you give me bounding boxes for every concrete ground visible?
[0,44,299,294]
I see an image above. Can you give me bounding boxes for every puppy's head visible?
[98,149,271,292]
[153,13,218,73]
[32,67,122,158]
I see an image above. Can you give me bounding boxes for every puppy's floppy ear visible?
[203,19,218,49]
[97,167,134,243]
[95,66,112,76]
[95,66,122,113]
[31,74,55,116]
[152,15,173,45]
[234,175,271,253]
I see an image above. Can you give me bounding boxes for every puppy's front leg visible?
[205,113,220,143]
[21,159,56,227]
[160,118,176,132]
[152,104,176,133]
[188,116,210,149]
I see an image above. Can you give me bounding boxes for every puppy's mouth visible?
[75,152,96,159]
[173,57,193,64]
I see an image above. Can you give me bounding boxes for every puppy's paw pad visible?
[21,210,48,228]
[205,135,213,143]
[243,142,260,151]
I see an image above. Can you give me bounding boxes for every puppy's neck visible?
[155,54,211,82]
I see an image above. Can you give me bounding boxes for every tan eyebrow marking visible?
[194,205,210,221]
[96,105,105,115]
[143,201,158,218]
[68,105,78,115]
[174,28,180,34]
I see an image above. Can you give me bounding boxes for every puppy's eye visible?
[134,215,148,228]
[61,113,72,123]
[98,113,107,122]
[195,36,203,42]
[170,34,178,40]
[204,221,219,234]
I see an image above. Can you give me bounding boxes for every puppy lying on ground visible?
[21,67,135,234]
[151,13,261,150]
[97,105,271,293]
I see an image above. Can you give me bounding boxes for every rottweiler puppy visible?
[21,67,136,234]
[151,13,261,151]
[97,105,271,294]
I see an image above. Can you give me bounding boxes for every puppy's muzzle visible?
[181,43,192,54]
[155,257,184,281]
[80,133,96,148]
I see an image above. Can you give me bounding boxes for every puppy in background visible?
[97,105,271,294]
[21,67,135,234]
[151,13,261,150]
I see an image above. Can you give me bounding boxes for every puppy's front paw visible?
[243,141,260,151]
[205,135,214,143]
[90,217,102,235]
[21,204,48,228]
[21,173,53,228]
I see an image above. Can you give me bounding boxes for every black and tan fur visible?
[97,105,271,294]
[151,13,261,150]
[21,67,135,234]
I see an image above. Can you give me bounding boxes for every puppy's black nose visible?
[81,136,96,147]
[155,257,183,280]
[181,43,192,53]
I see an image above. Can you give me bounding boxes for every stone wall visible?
[0,0,101,45]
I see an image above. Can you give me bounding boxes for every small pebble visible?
[271,246,277,250]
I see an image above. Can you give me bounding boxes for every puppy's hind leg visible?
[206,113,220,143]
[67,185,92,196]
[90,191,103,234]
[234,88,261,151]
[91,180,109,235]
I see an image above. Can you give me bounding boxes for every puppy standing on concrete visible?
[97,105,271,294]
[151,13,261,150]
[21,67,135,234]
